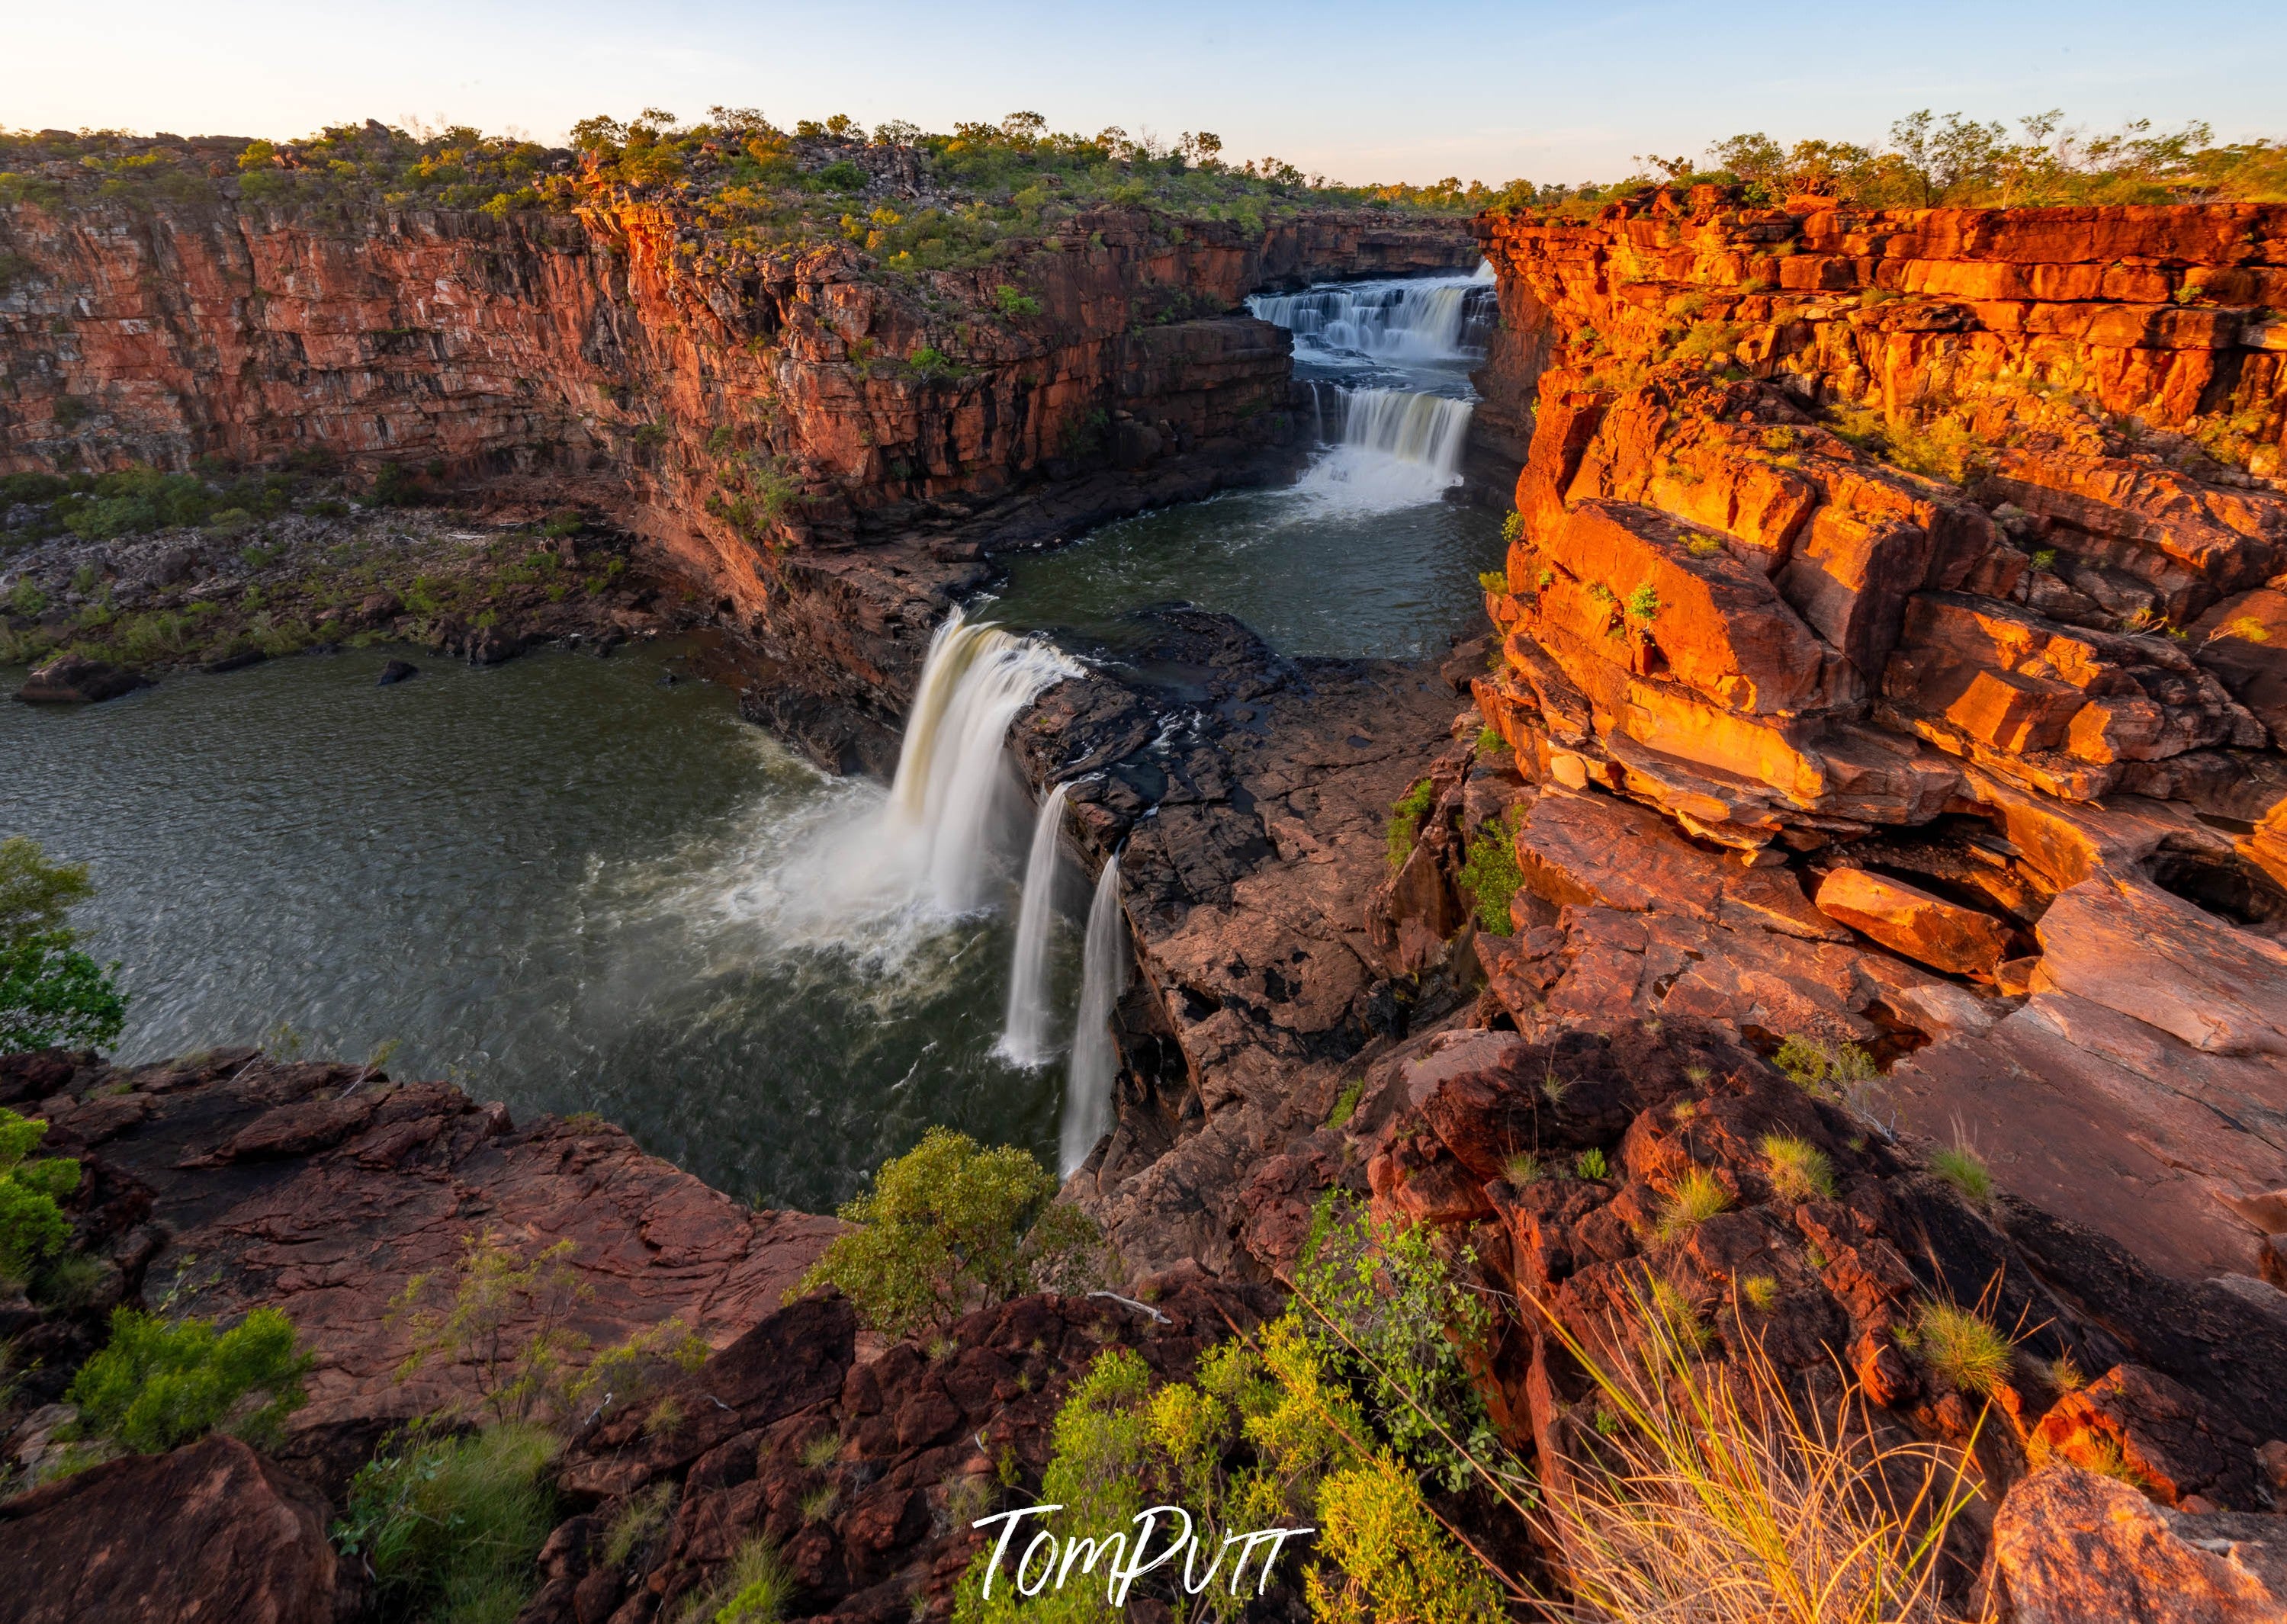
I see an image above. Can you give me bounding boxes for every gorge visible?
[6,110,2287,1624]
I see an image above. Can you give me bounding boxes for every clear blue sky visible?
[10,0,2280,186]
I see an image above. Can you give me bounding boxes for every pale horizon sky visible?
[8,1,2282,188]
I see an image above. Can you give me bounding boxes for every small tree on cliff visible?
[0,836,127,1054]
[791,1128,1108,1340]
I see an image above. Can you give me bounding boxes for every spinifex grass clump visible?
[1534,1285,1984,1623]
[1910,1302,2014,1399]
[1652,1166,1733,1243]
[1761,1135,1838,1203]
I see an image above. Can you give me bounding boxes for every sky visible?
[8,0,2282,187]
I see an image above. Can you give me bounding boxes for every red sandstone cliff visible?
[0,194,1473,617]
[1403,191,2287,1291]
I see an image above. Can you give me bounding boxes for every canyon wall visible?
[0,194,1473,752]
[1426,191,2287,1288]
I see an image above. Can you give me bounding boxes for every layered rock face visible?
[0,195,1470,598]
[1435,194,2287,1291]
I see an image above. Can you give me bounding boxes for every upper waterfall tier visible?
[1248,264,1497,366]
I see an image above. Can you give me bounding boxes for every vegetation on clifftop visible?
[1499,109,2285,219]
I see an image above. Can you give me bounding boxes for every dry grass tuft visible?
[1761,1135,1838,1203]
[1531,1289,1984,1622]
[1910,1303,2013,1400]
[1653,1167,1733,1243]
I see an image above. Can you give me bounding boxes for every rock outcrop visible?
[1421,192,2287,1295]
[1,1047,837,1480]
[0,1433,343,1624]
[1996,1463,2287,1622]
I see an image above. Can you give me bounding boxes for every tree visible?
[0,836,126,1054]
[791,1128,1107,1339]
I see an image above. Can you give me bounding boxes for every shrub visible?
[1652,1167,1733,1243]
[0,836,127,1054]
[1384,777,1437,870]
[1477,568,1508,594]
[1457,807,1524,933]
[1500,509,1524,546]
[336,1421,561,1624]
[1576,1147,1609,1180]
[1771,1033,1886,1126]
[679,1536,793,1623]
[0,1106,79,1284]
[391,1231,592,1426]
[1929,1142,1993,1205]
[789,1128,1106,1339]
[1624,583,1662,621]
[1293,1193,1496,1491]
[991,283,1041,318]
[1759,1135,1836,1203]
[1910,1301,2013,1398]
[1307,1454,1505,1624]
[68,1305,310,1452]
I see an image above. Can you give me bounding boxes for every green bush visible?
[1385,778,1437,871]
[0,836,126,1054]
[789,1128,1106,1340]
[1293,1193,1498,1492]
[1457,807,1524,933]
[0,1106,79,1285]
[813,159,867,192]
[68,1305,311,1452]
[335,1421,560,1624]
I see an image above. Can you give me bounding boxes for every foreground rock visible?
[0,1434,341,1624]
[2,1048,837,1476]
[522,1279,1271,1624]
[1996,1463,2287,1622]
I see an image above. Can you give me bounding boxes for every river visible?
[2,265,1504,1208]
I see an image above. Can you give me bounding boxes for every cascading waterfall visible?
[996,782,1070,1067]
[1289,385,1476,510]
[882,608,1079,917]
[1330,388,1475,478]
[1061,852,1126,1174]
[1248,262,1496,364]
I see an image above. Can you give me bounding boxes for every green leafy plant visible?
[1385,777,1437,871]
[991,283,1042,317]
[1325,1077,1364,1131]
[679,1536,793,1623]
[67,1305,311,1452]
[0,836,127,1054]
[789,1128,1106,1339]
[1457,806,1525,933]
[1624,583,1662,621]
[335,1420,560,1624]
[1477,568,1508,594]
[1293,1193,1498,1492]
[1576,1147,1610,1181]
[0,1106,80,1285]
[390,1230,591,1425]
[1772,1033,1887,1128]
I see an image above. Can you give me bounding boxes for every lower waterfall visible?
[1061,851,1126,1174]
[879,608,1078,917]
[1293,386,1476,510]
[996,782,1070,1067]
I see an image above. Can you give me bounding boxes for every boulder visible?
[375,658,417,685]
[0,1434,340,1623]
[12,654,149,704]
[2028,1364,2263,1509]
[1813,865,2012,977]
[1995,1463,2287,1623]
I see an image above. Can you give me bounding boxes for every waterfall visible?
[1248,262,1496,364]
[996,782,1069,1067]
[1061,852,1126,1174]
[1289,387,1476,512]
[882,608,1079,917]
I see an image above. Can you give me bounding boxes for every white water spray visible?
[1061,852,1127,1174]
[1248,262,1495,364]
[997,782,1070,1067]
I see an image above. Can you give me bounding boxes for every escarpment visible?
[1307,193,2287,1300]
